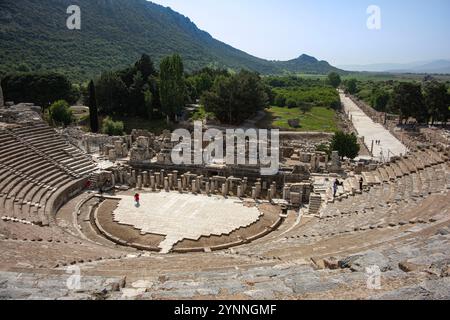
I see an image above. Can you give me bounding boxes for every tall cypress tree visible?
[88,80,99,133]
[159,54,185,121]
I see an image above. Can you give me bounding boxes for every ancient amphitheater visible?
[1,101,450,300]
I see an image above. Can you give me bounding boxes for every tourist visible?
[359,177,364,191]
[134,193,140,205]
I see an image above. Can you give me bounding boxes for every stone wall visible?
[46,178,88,220]
[0,103,42,124]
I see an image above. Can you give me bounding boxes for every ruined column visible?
[114,140,123,158]
[122,143,128,157]
[173,171,178,184]
[181,174,187,190]
[155,172,161,188]
[192,180,197,194]
[205,181,210,195]
[150,175,156,191]
[164,177,169,192]
[222,183,227,197]
[142,171,149,187]
[197,176,203,192]
[108,149,117,162]
[255,182,261,199]
[111,174,115,187]
[283,186,290,200]
[137,175,143,190]
[270,182,277,199]
[168,174,173,189]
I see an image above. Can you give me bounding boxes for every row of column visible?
[128,169,294,201]
[107,167,300,204]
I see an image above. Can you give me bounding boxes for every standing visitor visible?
[333,180,339,198]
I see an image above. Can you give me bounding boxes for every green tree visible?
[101,117,124,136]
[330,100,342,110]
[185,67,231,101]
[274,94,286,107]
[345,79,358,94]
[371,90,390,112]
[201,70,268,124]
[423,80,448,124]
[87,80,99,133]
[390,82,427,124]
[1,72,77,108]
[286,98,297,109]
[159,54,186,121]
[134,54,156,81]
[330,131,360,159]
[95,72,128,115]
[327,72,341,89]
[298,101,313,114]
[49,100,73,126]
[129,71,146,117]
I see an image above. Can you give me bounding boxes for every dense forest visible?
[0,0,342,81]
[1,54,271,129]
[343,77,450,124]
[3,51,448,134]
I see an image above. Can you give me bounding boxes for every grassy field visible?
[258,106,338,132]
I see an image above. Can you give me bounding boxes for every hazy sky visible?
[151,0,450,66]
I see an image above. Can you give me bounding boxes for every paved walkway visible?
[112,193,262,253]
[340,92,408,162]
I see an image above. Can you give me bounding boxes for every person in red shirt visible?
[134,193,140,205]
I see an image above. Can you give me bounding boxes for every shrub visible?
[330,131,360,159]
[49,100,73,126]
[274,94,286,107]
[101,117,124,136]
[286,98,297,108]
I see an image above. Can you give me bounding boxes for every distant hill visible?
[339,60,450,74]
[0,0,342,82]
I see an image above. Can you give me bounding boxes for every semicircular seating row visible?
[0,122,98,225]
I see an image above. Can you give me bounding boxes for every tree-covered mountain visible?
[0,0,342,82]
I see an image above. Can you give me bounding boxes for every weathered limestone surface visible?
[112,193,262,253]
